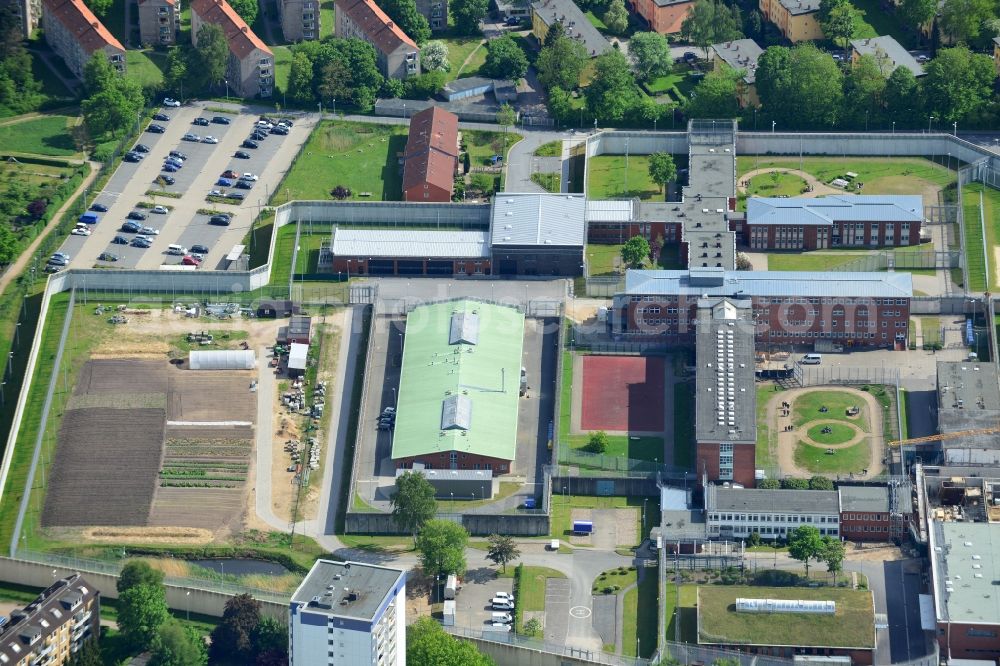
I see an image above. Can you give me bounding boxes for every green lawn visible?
[645,65,697,104]
[126,50,165,89]
[273,45,293,97]
[673,384,694,467]
[549,495,658,545]
[587,154,664,200]
[531,171,561,192]
[456,42,487,79]
[698,586,875,648]
[593,567,637,594]
[586,243,624,275]
[794,440,871,474]
[792,389,870,431]
[663,584,698,644]
[919,316,941,345]
[623,572,658,658]
[738,171,809,210]
[518,566,566,612]
[849,0,916,48]
[0,115,79,156]
[442,36,486,81]
[464,129,520,167]
[766,250,870,272]
[962,183,1000,291]
[755,383,782,472]
[275,120,408,203]
[270,224,333,282]
[806,422,857,445]
[535,140,562,157]
[319,0,335,38]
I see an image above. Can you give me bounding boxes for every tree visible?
[82,76,145,138]
[842,53,886,128]
[451,0,488,34]
[587,430,609,452]
[758,478,781,489]
[808,476,834,490]
[628,32,671,82]
[482,35,528,80]
[585,49,639,122]
[685,68,741,118]
[647,152,677,193]
[543,21,566,47]
[747,531,762,547]
[788,525,824,578]
[421,40,451,72]
[83,52,115,95]
[84,0,113,16]
[210,594,261,663]
[192,23,228,91]
[391,471,437,542]
[311,38,385,111]
[254,616,289,663]
[0,225,14,265]
[331,185,352,199]
[736,252,752,270]
[621,236,651,268]
[898,0,937,30]
[820,535,845,580]
[403,70,446,99]
[416,519,469,578]
[523,617,542,636]
[818,0,856,47]
[536,36,588,90]
[150,619,208,666]
[118,583,170,651]
[164,48,188,98]
[680,0,742,55]
[118,561,166,595]
[407,617,496,666]
[26,198,47,219]
[486,534,521,572]
[781,478,810,489]
[939,0,996,43]
[921,46,995,123]
[287,51,316,104]
[227,0,258,26]
[378,0,431,44]
[755,44,843,128]
[603,0,629,34]
[68,638,102,666]
[884,66,922,127]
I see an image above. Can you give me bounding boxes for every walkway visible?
[737,167,841,197]
[0,161,99,298]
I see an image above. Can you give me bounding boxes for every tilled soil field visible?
[147,488,246,531]
[164,426,255,440]
[42,408,165,527]
[74,359,168,395]
[167,372,256,423]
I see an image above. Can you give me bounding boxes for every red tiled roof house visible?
[402,106,459,203]
[335,0,419,79]
[190,0,274,98]
[41,0,124,80]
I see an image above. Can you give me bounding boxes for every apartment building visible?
[402,106,459,202]
[41,0,125,80]
[279,0,319,41]
[613,268,912,349]
[629,0,693,35]
[6,0,41,38]
[334,0,419,79]
[0,574,100,666]
[739,195,924,250]
[414,0,446,30]
[710,39,762,108]
[705,486,841,540]
[839,482,911,541]
[137,0,177,46]
[190,0,273,97]
[758,0,822,42]
[289,560,406,666]
[850,35,924,77]
[531,0,611,57]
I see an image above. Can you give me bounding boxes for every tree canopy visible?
[788,525,824,578]
[149,619,208,666]
[227,0,258,26]
[921,46,995,123]
[392,471,438,540]
[818,0,857,47]
[407,617,496,666]
[898,0,937,29]
[192,23,229,91]
[939,0,997,44]
[756,44,843,128]
[118,583,170,652]
[416,519,469,578]
[118,561,166,595]
[603,0,629,34]
[586,49,639,122]
[537,36,588,90]
[481,35,529,80]
[378,0,431,43]
[451,0,488,34]
[647,152,677,192]
[628,32,671,82]
[209,594,262,663]
[621,236,651,268]
[680,0,742,52]
[421,40,451,72]
[685,68,741,118]
[485,534,521,572]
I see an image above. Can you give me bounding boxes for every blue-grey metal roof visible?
[331,228,490,258]
[850,36,924,77]
[491,193,586,247]
[586,199,633,222]
[623,269,913,298]
[531,0,611,57]
[449,311,479,345]
[746,195,923,226]
[777,0,819,14]
[710,39,763,84]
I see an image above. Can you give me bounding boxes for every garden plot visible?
[73,359,168,395]
[167,372,256,423]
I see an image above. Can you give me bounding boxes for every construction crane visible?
[887,426,1000,448]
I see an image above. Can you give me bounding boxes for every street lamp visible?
[224,79,229,102]
[953,121,958,136]
[186,591,190,621]
[771,120,776,133]
[892,121,895,135]
[928,115,934,132]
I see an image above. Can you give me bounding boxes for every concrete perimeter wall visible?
[344,511,550,536]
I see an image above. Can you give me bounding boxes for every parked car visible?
[168,151,187,160]
[71,225,91,236]
[134,234,153,243]
[132,144,150,153]
[123,153,141,163]
[250,131,267,141]
[916,54,929,62]
[48,255,68,266]
[217,177,235,187]
[182,133,200,142]
[98,252,119,262]
[89,203,108,212]
[112,234,129,244]
[139,225,160,235]
[208,189,224,197]
[127,211,148,220]
[235,180,253,190]
[234,150,251,159]
[147,124,166,133]
[271,126,289,136]
[156,175,176,185]
[153,112,170,121]
[209,215,231,226]
[683,51,697,61]
[212,116,231,124]
[182,255,202,266]
[491,601,514,611]
[121,221,141,232]
[489,622,512,632]
[193,117,210,126]
[221,169,239,179]
[164,158,184,168]
[163,97,181,107]
[162,164,179,173]
[225,192,245,201]
[190,244,209,254]
[240,173,258,181]
[255,120,274,130]
[52,252,69,261]
[202,135,219,144]
[504,16,522,26]
[151,205,169,214]
[131,238,152,248]
[494,592,514,602]
[242,140,259,149]
[44,264,62,273]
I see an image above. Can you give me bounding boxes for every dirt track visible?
[765,386,884,480]
[737,168,841,197]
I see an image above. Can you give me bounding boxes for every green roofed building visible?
[392,300,525,474]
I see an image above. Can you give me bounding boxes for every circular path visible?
[798,419,866,449]
[737,167,842,198]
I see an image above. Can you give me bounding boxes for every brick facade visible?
[696,442,756,487]
[839,510,899,541]
[737,218,922,250]
[394,452,512,474]
[937,622,1000,660]
[329,256,490,276]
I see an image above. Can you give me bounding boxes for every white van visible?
[801,354,822,365]
[491,612,512,623]
[167,244,187,256]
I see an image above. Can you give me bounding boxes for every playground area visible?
[576,355,665,433]
[764,386,884,479]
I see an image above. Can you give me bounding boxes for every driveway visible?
[504,130,573,193]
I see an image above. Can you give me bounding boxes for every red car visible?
[221,169,239,179]
[182,255,202,266]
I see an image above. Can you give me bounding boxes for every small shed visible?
[188,350,256,370]
[287,343,308,378]
[256,299,298,319]
[285,316,312,345]
[442,600,455,626]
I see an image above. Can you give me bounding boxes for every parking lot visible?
[56,102,316,271]
[452,568,515,632]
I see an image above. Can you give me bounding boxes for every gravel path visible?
[738,167,841,197]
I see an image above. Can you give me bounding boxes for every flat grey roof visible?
[695,298,756,443]
[291,560,404,621]
[706,486,840,514]
[623,269,913,299]
[936,362,1000,446]
[530,0,611,57]
[839,485,891,513]
[777,0,820,14]
[711,39,763,83]
[850,36,924,77]
[491,193,586,247]
[747,195,923,226]
[586,199,634,222]
[331,228,490,259]
[930,521,1000,625]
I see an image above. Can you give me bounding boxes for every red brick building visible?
[612,268,912,349]
[838,483,912,541]
[402,106,459,203]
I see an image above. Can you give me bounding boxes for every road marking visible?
[569,606,591,619]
